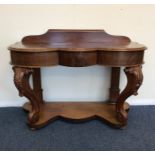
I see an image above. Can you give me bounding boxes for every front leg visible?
[116,65,143,126]
[13,66,41,125]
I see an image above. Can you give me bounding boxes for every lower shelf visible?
[23,102,129,129]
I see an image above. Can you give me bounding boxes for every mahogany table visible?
[8,29,147,130]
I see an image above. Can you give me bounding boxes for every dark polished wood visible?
[109,67,120,103]
[116,65,143,125]
[8,29,147,130]
[13,67,42,124]
[32,68,43,104]
[23,102,129,129]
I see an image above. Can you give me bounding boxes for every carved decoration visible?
[13,66,40,124]
[8,30,146,129]
[116,65,143,125]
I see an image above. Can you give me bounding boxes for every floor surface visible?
[0,106,154,150]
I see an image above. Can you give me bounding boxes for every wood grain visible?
[9,29,146,52]
[10,50,144,67]
[9,29,146,130]
[23,102,130,129]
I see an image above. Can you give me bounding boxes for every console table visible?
[8,29,147,129]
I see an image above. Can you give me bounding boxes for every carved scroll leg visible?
[116,65,143,126]
[13,66,42,124]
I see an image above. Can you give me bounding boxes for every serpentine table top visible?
[8,29,147,129]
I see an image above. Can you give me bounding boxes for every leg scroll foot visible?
[116,65,143,125]
[13,66,43,124]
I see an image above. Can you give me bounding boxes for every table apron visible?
[10,50,144,67]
